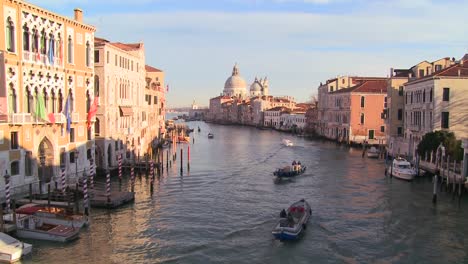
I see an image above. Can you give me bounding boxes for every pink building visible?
[329,79,388,144]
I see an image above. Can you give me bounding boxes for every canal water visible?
[23,122,468,263]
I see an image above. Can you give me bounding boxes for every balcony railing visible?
[22,51,63,67]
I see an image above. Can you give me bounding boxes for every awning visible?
[119,106,133,116]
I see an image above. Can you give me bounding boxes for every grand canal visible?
[24,122,468,263]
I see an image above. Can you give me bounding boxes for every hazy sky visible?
[28,0,468,107]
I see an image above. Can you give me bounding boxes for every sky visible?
[28,0,468,108]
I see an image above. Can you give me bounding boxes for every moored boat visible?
[390,157,416,181]
[4,214,80,243]
[16,204,88,228]
[0,232,32,263]
[367,146,380,158]
[272,199,311,241]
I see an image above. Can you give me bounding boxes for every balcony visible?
[22,51,63,67]
[9,113,34,124]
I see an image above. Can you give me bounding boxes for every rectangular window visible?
[115,54,117,66]
[435,64,442,71]
[70,152,76,163]
[397,127,402,136]
[25,151,32,176]
[154,96,158,104]
[380,126,385,132]
[94,50,99,63]
[107,51,109,63]
[398,109,403,120]
[384,96,387,109]
[368,129,375,139]
[443,88,450,101]
[398,86,404,96]
[70,128,75,142]
[11,161,19,175]
[441,112,449,129]
[10,132,19,149]
[360,113,364,124]
[419,69,424,77]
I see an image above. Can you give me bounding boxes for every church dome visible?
[223,63,247,97]
[250,78,262,91]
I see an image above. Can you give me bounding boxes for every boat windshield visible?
[398,164,411,169]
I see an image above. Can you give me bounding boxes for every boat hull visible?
[274,167,306,178]
[272,200,311,241]
[391,170,415,181]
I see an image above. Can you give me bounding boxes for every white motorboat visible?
[282,139,294,147]
[4,214,80,243]
[0,232,32,263]
[272,199,311,241]
[390,157,416,181]
[367,146,380,158]
[16,204,88,228]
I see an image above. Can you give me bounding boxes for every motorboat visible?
[208,133,214,139]
[282,139,294,147]
[16,203,88,228]
[367,146,380,158]
[177,136,190,143]
[274,165,306,178]
[390,157,416,181]
[0,232,32,263]
[272,199,311,241]
[4,214,80,243]
[198,126,201,132]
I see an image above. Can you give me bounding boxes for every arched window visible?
[94,75,100,96]
[26,86,33,114]
[51,90,56,113]
[43,88,49,112]
[85,41,91,67]
[23,23,29,51]
[360,96,365,108]
[58,91,63,113]
[32,28,39,53]
[6,17,15,52]
[67,35,73,64]
[8,83,17,113]
[86,90,91,112]
[40,29,46,54]
[49,34,55,63]
[360,113,365,124]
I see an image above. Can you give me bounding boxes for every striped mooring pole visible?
[82,173,89,216]
[61,166,66,193]
[4,171,11,212]
[150,159,154,193]
[118,154,123,186]
[89,162,94,190]
[106,170,111,203]
[131,164,135,193]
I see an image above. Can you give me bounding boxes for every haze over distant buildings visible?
[29,0,468,107]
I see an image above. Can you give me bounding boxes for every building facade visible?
[145,65,166,151]
[0,1,95,195]
[94,37,145,170]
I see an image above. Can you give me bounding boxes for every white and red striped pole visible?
[61,166,66,193]
[82,173,89,216]
[106,170,111,203]
[118,154,122,180]
[4,172,11,212]
[89,161,94,189]
[130,164,135,193]
[150,159,154,193]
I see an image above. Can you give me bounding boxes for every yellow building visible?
[0,1,95,194]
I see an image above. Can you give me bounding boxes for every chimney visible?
[458,69,461,77]
[74,8,83,23]
[390,67,394,77]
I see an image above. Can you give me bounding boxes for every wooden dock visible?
[419,160,464,184]
[90,190,135,208]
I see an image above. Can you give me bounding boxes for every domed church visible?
[223,64,269,98]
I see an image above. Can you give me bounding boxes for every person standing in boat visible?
[297,161,302,171]
[292,160,297,171]
[280,209,287,218]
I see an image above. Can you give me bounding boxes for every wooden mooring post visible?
[433,173,438,204]
[180,148,183,174]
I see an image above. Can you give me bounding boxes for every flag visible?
[47,113,55,124]
[48,38,54,66]
[63,94,71,133]
[35,92,47,121]
[87,97,99,130]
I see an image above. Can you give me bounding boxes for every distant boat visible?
[272,199,311,241]
[274,165,306,178]
[208,133,214,139]
[0,232,32,263]
[178,136,190,143]
[282,139,293,147]
[198,126,201,132]
[367,146,380,158]
[390,157,416,181]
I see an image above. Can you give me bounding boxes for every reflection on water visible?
[21,122,468,264]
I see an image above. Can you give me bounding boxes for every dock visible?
[90,190,135,208]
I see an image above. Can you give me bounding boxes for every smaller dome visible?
[250,81,262,91]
